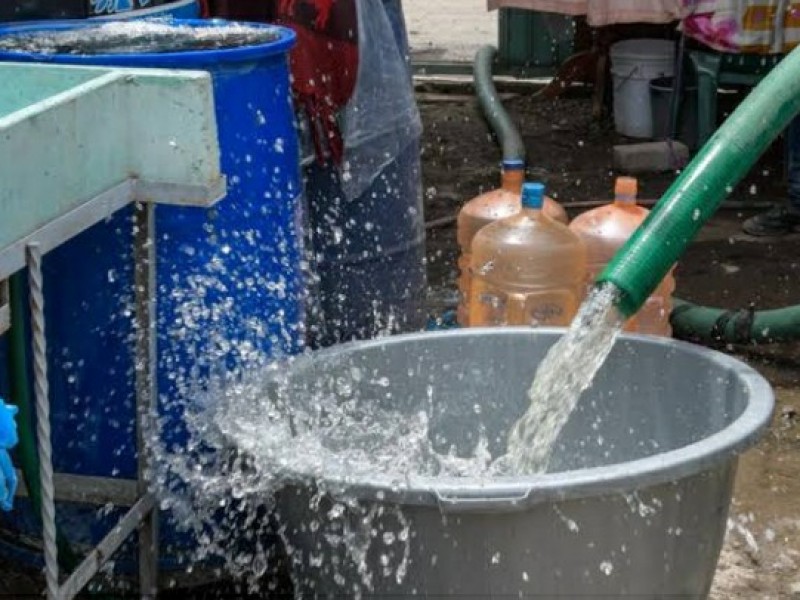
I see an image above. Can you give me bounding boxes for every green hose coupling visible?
[599,45,800,317]
[599,144,732,317]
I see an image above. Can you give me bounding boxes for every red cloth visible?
[208,0,359,164]
[274,0,359,164]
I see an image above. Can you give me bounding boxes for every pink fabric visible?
[488,0,800,54]
[682,13,740,52]
[487,0,682,26]
[681,1,800,54]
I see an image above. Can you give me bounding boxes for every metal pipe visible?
[133,203,159,597]
[668,33,687,141]
[58,494,156,600]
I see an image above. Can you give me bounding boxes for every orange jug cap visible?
[614,177,638,203]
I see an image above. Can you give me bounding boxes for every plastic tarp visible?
[271,0,420,201]
[339,0,421,201]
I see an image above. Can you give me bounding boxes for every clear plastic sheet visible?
[339,0,422,201]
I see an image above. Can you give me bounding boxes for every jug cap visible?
[502,159,525,171]
[615,177,638,203]
[521,182,545,209]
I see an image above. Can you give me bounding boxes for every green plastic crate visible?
[498,9,575,76]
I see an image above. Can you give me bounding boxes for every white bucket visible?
[611,39,675,138]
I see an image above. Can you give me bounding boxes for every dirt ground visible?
[419,83,800,598]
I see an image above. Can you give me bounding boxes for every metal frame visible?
[4,179,220,600]
[0,280,8,336]
[16,471,139,506]
[133,201,159,598]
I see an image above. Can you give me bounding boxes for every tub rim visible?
[272,328,774,514]
[0,18,295,67]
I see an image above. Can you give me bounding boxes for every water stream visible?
[506,284,625,473]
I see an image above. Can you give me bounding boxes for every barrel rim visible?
[610,38,676,61]
[280,328,774,513]
[0,18,295,65]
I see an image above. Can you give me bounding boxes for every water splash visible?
[143,261,624,593]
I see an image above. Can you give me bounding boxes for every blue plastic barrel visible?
[0,18,304,573]
[0,0,200,27]
[91,0,201,20]
[305,0,427,347]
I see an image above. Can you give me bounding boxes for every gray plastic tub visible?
[273,329,773,598]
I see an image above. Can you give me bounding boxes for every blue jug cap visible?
[502,159,525,171]
[521,182,545,209]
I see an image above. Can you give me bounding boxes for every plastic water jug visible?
[469,182,586,327]
[456,161,568,326]
[569,177,675,336]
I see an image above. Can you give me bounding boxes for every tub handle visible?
[434,488,533,514]
[614,65,640,91]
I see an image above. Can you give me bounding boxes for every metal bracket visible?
[134,177,227,208]
[58,494,156,600]
[0,280,8,336]
[15,471,139,507]
[0,178,226,282]
[15,194,163,600]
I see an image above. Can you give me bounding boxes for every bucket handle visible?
[434,488,533,514]
[614,65,640,91]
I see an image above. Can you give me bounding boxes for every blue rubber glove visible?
[0,400,19,512]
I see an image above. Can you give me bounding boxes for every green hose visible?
[475,45,527,165]
[599,46,800,317]
[7,274,43,515]
[7,272,79,571]
[670,298,800,345]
